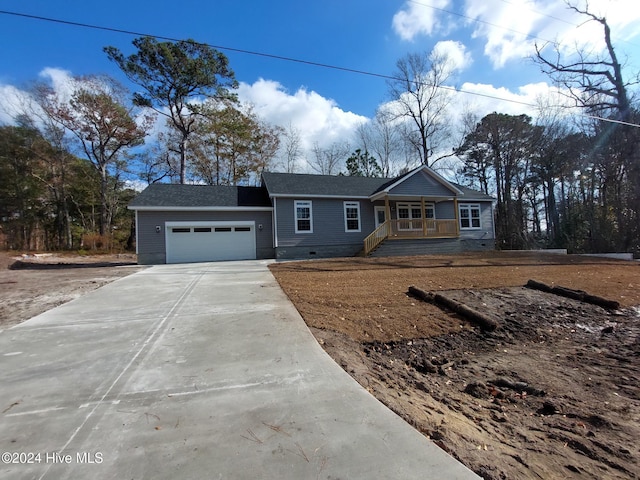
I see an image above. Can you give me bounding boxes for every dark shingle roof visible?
[261,171,494,200]
[128,184,271,208]
[450,183,495,201]
[261,172,393,197]
[129,172,494,209]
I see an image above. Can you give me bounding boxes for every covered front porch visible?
[364,195,460,255]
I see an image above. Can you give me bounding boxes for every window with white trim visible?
[295,200,313,233]
[459,204,481,229]
[343,201,361,232]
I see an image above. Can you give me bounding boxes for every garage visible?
[165,221,256,264]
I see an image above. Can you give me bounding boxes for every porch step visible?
[369,238,462,257]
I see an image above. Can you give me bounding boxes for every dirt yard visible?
[270,252,640,480]
[0,252,143,330]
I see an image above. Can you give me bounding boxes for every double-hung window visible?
[343,201,361,232]
[295,200,313,233]
[459,204,481,229]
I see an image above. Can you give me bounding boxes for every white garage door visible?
[165,221,256,264]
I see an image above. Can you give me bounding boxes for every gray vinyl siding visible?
[435,202,454,219]
[458,202,494,240]
[388,170,456,197]
[275,197,375,247]
[136,210,274,263]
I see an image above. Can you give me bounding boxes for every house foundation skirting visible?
[275,244,363,260]
[137,252,167,265]
[369,237,495,257]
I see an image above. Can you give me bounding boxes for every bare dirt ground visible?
[0,251,143,330]
[269,252,640,480]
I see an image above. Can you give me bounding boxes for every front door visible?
[375,206,386,228]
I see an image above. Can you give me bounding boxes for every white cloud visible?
[432,40,472,72]
[39,68,74,94]
[464,0,640,69]
[464,0,543,68]
[0,83,31,124]
[1,68,79,126]
[237,78,368,154]
[452,81,576,123]
[392,0,452,41]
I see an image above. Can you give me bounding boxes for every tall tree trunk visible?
[100,166,108,236]
[179,134,188,184]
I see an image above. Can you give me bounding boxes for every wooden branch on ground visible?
[408,286,498,331]
[525,279,620,310]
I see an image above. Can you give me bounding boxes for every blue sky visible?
[1,0,639,165]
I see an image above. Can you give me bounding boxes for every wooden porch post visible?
[454,197,460,236]
[421,196,427,237]
[385,195,391,234]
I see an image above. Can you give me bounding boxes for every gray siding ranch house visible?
[128,165,496,264]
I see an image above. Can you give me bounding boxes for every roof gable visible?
[373,166,462,198]
[386,169,458,197]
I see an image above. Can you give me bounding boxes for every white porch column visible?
[421,196,427,237]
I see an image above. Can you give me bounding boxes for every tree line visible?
[455,4,639,254]
[1,3,638,255]
[1,37,285,251]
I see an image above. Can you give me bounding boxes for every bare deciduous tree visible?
[355,109,404,177]
[534,1,640,252]
[309,142,349,175]
[533,3,635,121]
[38,75,151,235]
[281,122,302,173]
[387,49,456,167]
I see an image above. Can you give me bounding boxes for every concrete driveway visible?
[0,261,478,479]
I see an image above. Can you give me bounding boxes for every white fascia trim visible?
[129,206,273,212]
[369,193,456,202]
[134,210,139,254]
[269,194,370,199]
[166,220,255,228]
[273,197,278,248]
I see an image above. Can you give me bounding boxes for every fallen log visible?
[583,294,621,310]
[525,279,620,310]
[525,279,552,293]
[434,293,499,331]
[407,285,435,303]
[551,285,585,301]
[408,286,498,331]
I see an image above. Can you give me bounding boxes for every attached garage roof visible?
[128,184,272,209]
